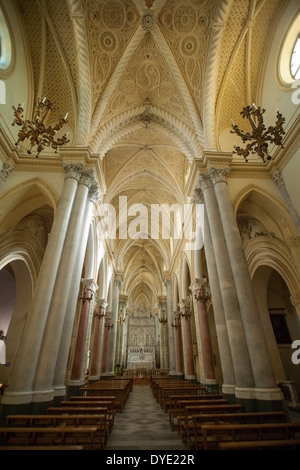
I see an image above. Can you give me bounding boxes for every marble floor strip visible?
[105,384,187,451]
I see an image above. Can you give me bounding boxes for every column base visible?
[66,384,83,399]
[235,387,285,412]
[185,374,197,382]
[222,384,236,404]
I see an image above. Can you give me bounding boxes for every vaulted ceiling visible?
[16,0,285,310]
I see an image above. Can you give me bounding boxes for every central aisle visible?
[105,384,187,451]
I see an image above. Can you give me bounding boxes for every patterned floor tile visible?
[106,385,187,450]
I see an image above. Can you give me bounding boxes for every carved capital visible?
[209,166,230,185]
[271,169,285,187]
[88,182,102,203]
[62,162,84,181]
[97,298,108,310]
[191,187,204,204]
[114,278,122,289]
[196,173,212,192]
[81,278,98,292]
[0,161,13,183]
[80,168,96,188]
[189,278,203,294]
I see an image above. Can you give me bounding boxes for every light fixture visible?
[230,105,285,163]
[12,97,70,157]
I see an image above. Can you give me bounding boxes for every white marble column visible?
[209,166,281,403]
[32,169,97,405]
[197,173,254,391]
[202,200,236,396]
[2,163,83,407]
[54,181,101,397]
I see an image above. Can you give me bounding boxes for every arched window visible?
[0,8,12,71]
[277,13,300,86]
[290,33,300,79]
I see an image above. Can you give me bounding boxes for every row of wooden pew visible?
[151,376,300,450]
[0,378,133,450]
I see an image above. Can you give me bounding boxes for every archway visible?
[253,265,300,404]
[0,258,33,387]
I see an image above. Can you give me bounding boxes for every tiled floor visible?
[106,384,187,450]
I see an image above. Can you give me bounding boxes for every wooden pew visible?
[0,445,84,450]
[80,384,130,412]
[158,386,206,409]
[169,399,227,431]
[178,404,243,443]
[47,407,114,434]
[185,411,287,449]
[167,395,224,429]
[6,413,109,446]
[199,422,300,450]
[0,426,102,449]
[219,439,300,450]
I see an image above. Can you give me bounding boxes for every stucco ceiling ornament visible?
[141,10,155,32]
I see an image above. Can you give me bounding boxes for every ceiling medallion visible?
[141,10,155,32]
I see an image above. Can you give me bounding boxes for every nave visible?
[105,382,186,450]
[1,376,300,451]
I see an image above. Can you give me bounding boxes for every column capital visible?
[81,278,98,292]
[114,278,122,289]
[189,278,203,294]
[62,161,84,181]
[96,298,108,309]
[271,168,285,187]
[191,187,204,204]
[196,173,212,192]
[0,161,13,184]
[178,298,190,310]
[88,182,102,203]
[80,168,96,188]
[208,166,230,184]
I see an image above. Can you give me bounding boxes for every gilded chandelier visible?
[12,97,70,157]
[230,105,285,163]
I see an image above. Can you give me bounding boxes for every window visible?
[290,33,300,79]
[0,8,12,71]
[277,12,300,86]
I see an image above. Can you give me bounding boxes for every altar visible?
[126,307,156,370]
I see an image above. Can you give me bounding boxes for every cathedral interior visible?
[0,0,300,451]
